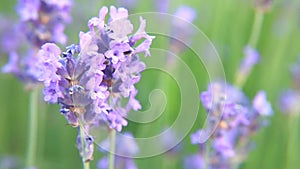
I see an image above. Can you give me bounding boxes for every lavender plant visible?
[185,47,272,168]
[33,6,154,168]
[1,1,72,168]
[185,1,274,166]
[186,82,273,169]
[278,56,300,169]
[279,57,300,115]
[2,0,72,83]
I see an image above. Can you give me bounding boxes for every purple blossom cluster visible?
[279,56,300,115]
[2,0,72,83]
[33,6,154,161]
[186,81,273,168]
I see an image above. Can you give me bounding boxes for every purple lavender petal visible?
[130,17,155,57]
[109,6,129,21]
[43,81,63,103]
[107,110,128,132]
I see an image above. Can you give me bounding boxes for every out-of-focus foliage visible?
[0,0,299,169]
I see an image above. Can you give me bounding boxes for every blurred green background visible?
[0,0,300,169]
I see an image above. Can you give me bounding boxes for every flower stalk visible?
[79,124,90,169]
[25,88,39,168]
[235,8,265,88]
[109,129,116,169]
[248,9,264,48]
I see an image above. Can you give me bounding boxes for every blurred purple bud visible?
[240,46,260,73]
[155,0,170,13]
[279,90,300,115]
[174,6,196,24]
[253,90,273,116]
[183,154,205,169]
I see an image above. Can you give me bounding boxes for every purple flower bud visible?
[239,46,260,75]
[77,132,94,162]
[253,90,273,116]
[155,0,169,13]
[173,6,196,24]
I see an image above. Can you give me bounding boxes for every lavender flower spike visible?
[188,81,273,168]
[2,0,72,85]
[235,46,260,87]
[34,6,154,161]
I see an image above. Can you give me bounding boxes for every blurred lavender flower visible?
[170,5,196,53]
[166,5,196,68]
[290,57,300,89]
[155,0,170,13]
[253,90,273,116]
[98,132,138,169]
[1,0,72,85]
[187,81,273,168]
[235,46,261,87]
[239,46,260,75]
[255,0,272,12]
[279,56,300,115]
[183,153,205,169]
[33,6,154,161]
[279,90,300,115]
[0,156,20,169]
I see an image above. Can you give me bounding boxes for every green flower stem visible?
[248,9,264,48]
[79,124,90,169]
[235,8,264,88]
[204,141,210,169]
[109,129,116,169]
[286,115,299,169]
[25,89,39,168]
